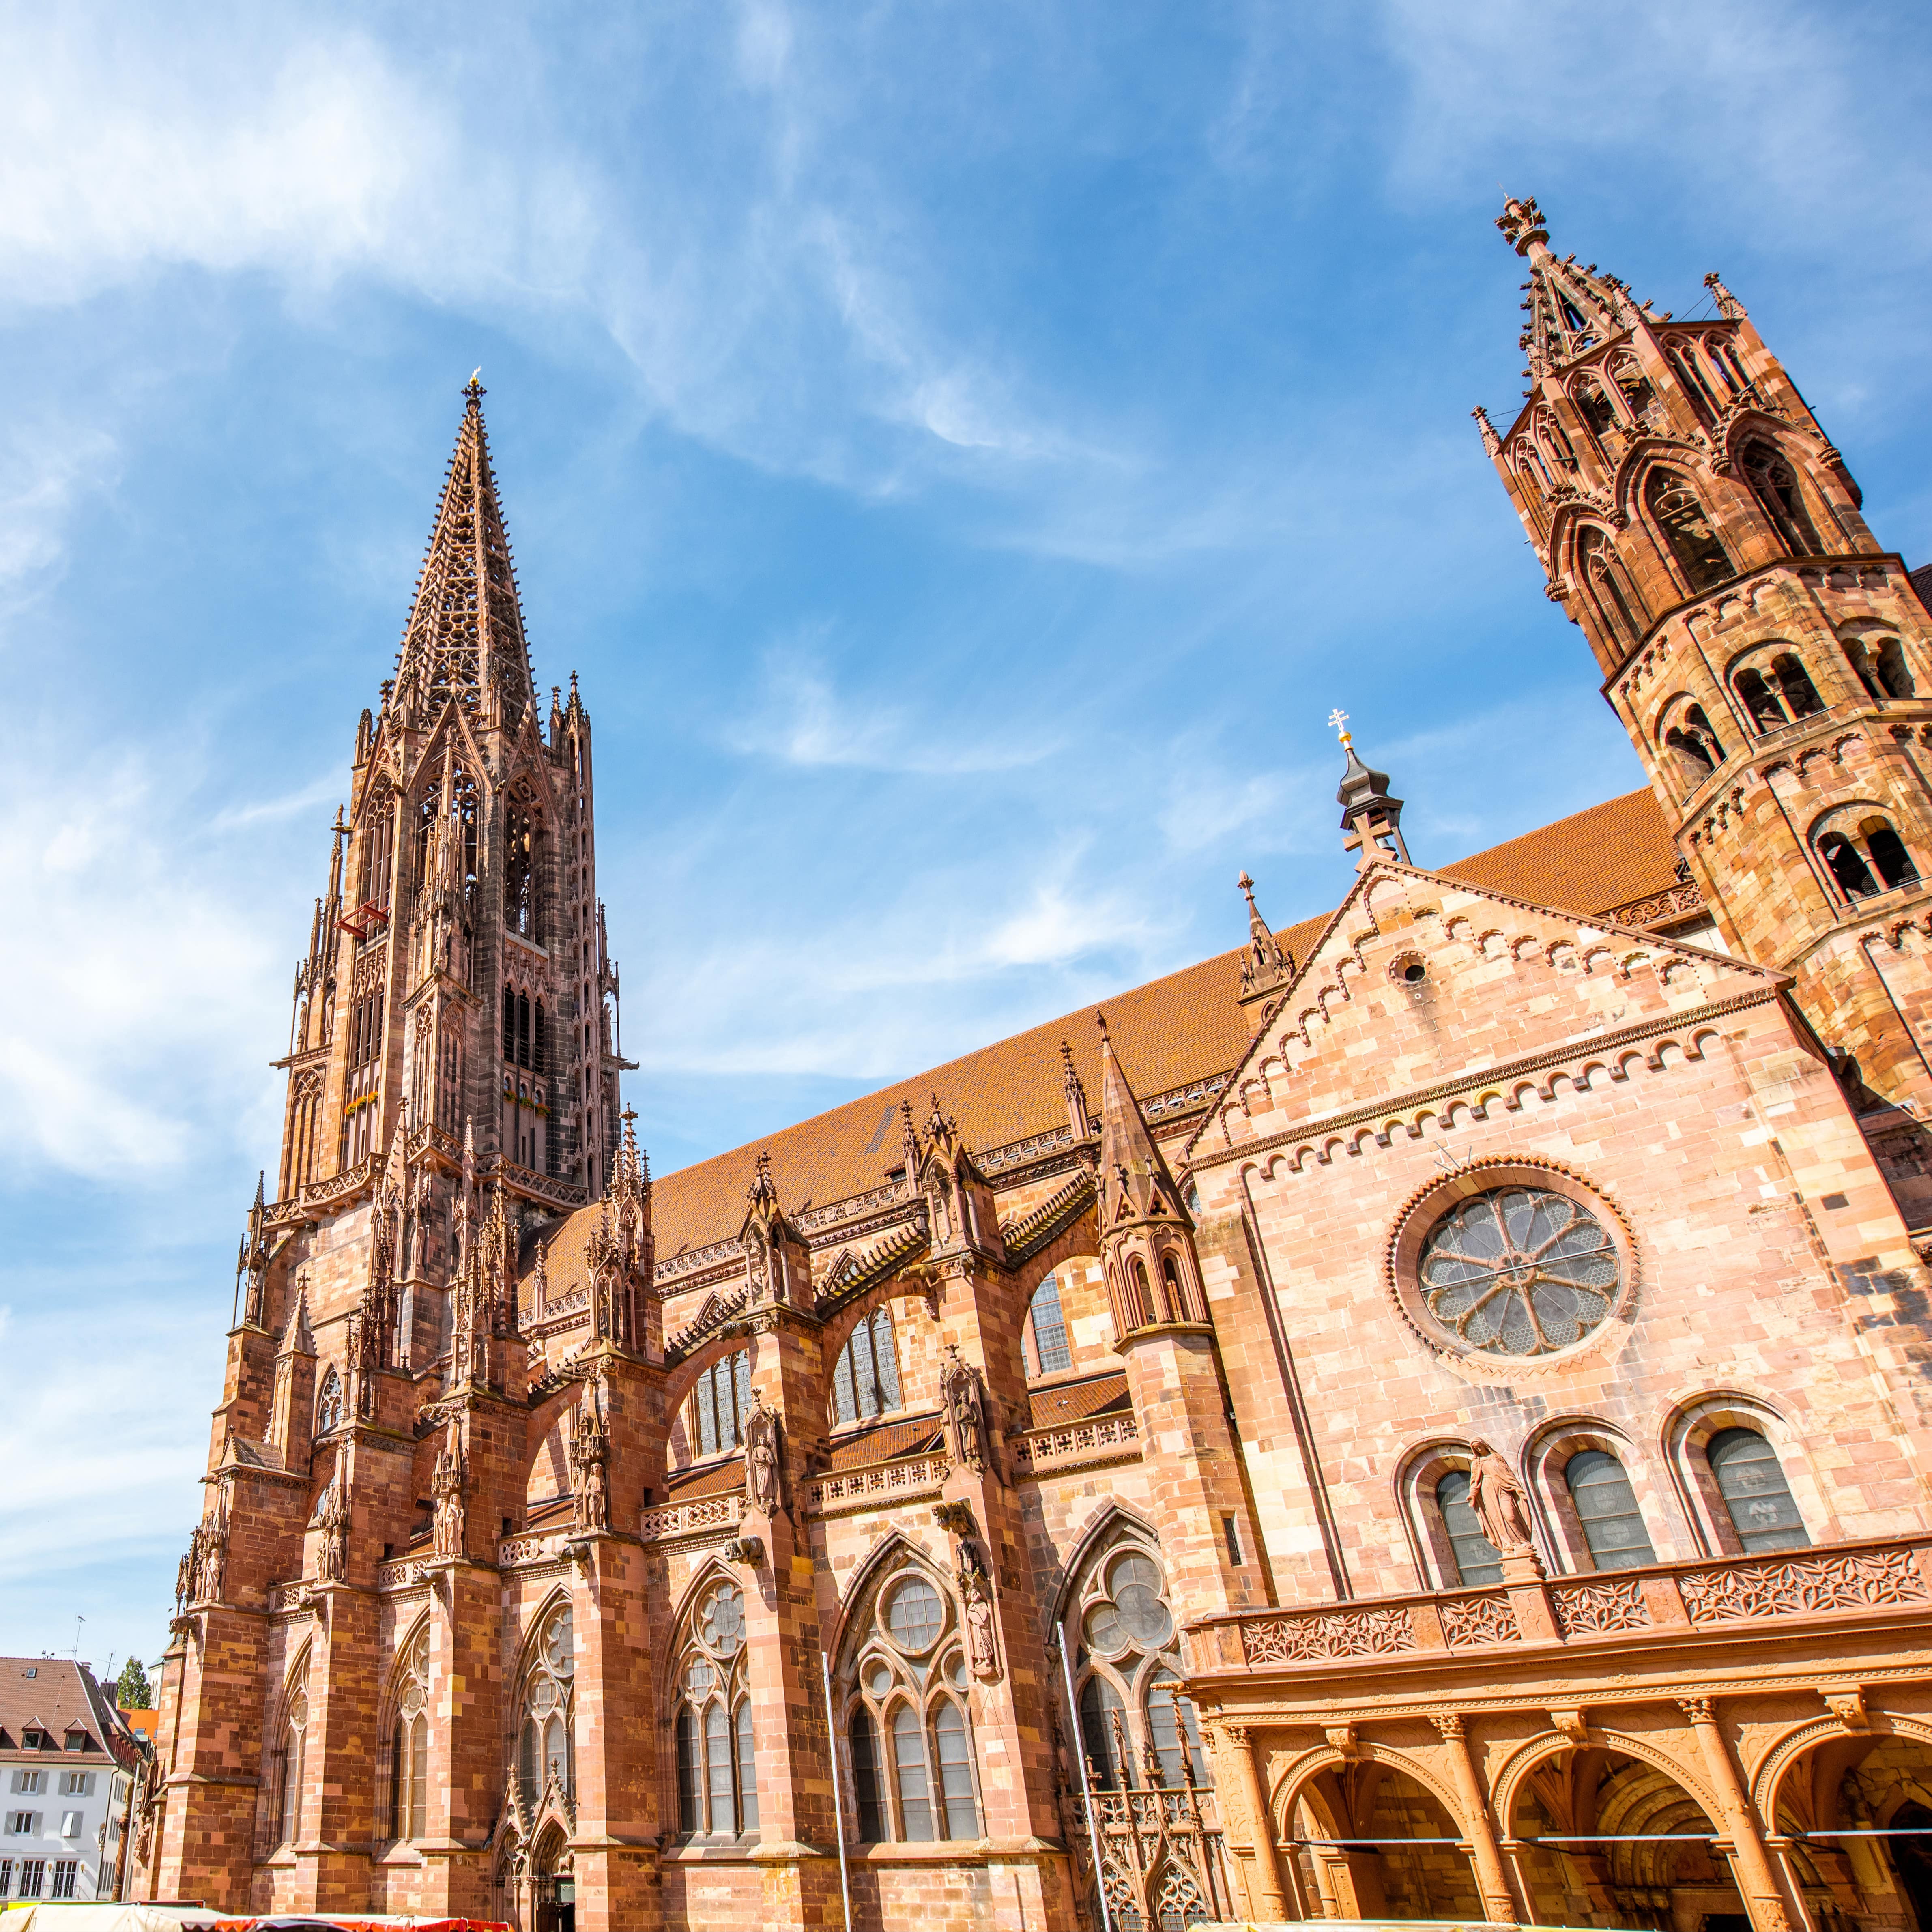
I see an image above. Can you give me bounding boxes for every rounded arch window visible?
[1707,1428,1810,1553]
[1565,1448,1656,1570]
[673,1579,752,1837]
[1818,815,1919,900]
[1417,1186,1621,1358]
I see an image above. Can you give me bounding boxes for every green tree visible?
[116,1657,153,1711]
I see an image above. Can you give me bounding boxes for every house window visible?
[6,1814,36,1836]
[832,1309,903,1426]
[1025,1275,1072,1377]
[1566,1450,1657,1570]
[1417,1186,1620,1358]
[59,1813,80,1839]
[12,1774,43,1796]
[58,1773,92,1797]
[1435,1470,1505,1585]
[17,1861,43,1899]
[1708,1429,1810,1554]
[839,1564,981,1842]
[50,1861,77,1899]
[672,1580,753,1837]
[0,1859,13,1895]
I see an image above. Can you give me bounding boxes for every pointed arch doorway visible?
[531,1822,574,1932]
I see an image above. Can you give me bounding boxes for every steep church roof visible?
[632,782,1683,1264]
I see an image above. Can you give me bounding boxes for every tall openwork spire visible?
[390,376,539,733]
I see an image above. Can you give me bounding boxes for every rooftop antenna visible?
[71,1614,84,1659]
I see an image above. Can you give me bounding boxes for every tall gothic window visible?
[387,1627,431,1843]
[516,1604,575,1807]
[359,799,395,914]
[453,768,479,885]
[1069,1539,1206,1795]
[1572,376,1618,442]
[274,1668,308,1847]
[839,1565,980,1842]
[673,1580,754,1838]
[1025,1275,1072,1378]
[1577,527,1643,652]
[690,1350,752,1457]
[436,1019,462,1133]
[340,984,385,1167]
[1742,438,1824,554]
[1647,470,1733,593]
[288,1069,324,1195]
[316,1367,343,1436]
[505,807,538,939]
[832,1309,903,1426]
[1612,352,1659,426]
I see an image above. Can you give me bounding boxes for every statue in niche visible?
[941,1346,986,1471]
[571,1376,610,1533]
[745,1396,784,1518]
[1467,1438,1537,1554]
[314,1472,350,1584]
[431,1417,467,1559]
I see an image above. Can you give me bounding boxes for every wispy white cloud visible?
[723,643,1060,774]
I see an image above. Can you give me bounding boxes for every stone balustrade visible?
[1188,1534,1932,1673]
[806,1454,952,1517]
[1010,1409,1140,1477]
[640,1489,747,1543]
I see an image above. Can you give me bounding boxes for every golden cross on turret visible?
[1328,707,1353,748]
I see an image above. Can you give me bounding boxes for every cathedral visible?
[138,199,1932,1932]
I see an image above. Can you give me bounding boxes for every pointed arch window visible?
[1578,527,1643,653]
[1647,471,1733,593]
[387,1627,430,1843]
[1669,338,1724,417]
[316,1367,343,1436]
[516,1604,574,1811]
[671,1580,753,1837]
[452,768,479,886]
[274,1680,307,1847]
[358,800,396,915]
[1572,376,1619,442]
[1025,1275,1072,1378]
[1612,354,1659,427]
[1707,1428,1810,1554]
[1068,1541,1207,1803]
[832,1309,902,1427]
[838,1564,980,1843]
[1742,439,1824,554]
[505,807,537,939]
[690,1349,752,1458]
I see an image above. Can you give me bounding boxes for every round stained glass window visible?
[885,1576,943,1652]
[1418,1185,1620,1357]
[698,1581,745,1657]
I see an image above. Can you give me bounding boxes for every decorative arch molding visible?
[511,1581,577,1684]
[1751,1710,1932,1820]
[378,1610,434,1729]
[660,1554,745,1683]
[819,1282,928,1374]
[822,1527,952,1668]
[1269,1739,1472,1840]
[1051,1501,1165,1626]
[1491,1726,1723,1835]
[662,1328,756,1419]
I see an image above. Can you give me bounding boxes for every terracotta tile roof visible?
[824,1413,946,1471]
[1909,562,1932,612]
[0,1659,120,1760]
[1028,1371,1131,1429]
[1438,786,1678,919]
[664,1457,748,1501]
[526,787,1681,1272]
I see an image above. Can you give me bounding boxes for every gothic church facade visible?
[139,203,1932,1932]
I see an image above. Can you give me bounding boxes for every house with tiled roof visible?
[143,202,1932,1932]
[0,1660,143,1905]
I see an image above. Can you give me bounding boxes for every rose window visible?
[1418,1186,1619,1357]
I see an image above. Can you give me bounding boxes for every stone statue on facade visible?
[744,1395,784,1517]
[941,1346,986,1471]
[431,1416,467,1559]
[1467,1439,1537,1554]
[314,1471,350,1584]
[571,1375,610,1533]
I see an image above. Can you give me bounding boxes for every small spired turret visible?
[1331,709,1409,868]
[1236,872,1294,1028]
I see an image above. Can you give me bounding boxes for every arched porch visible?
[1279,1754,1484,1921]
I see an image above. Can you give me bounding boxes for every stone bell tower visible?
[1478,194,1932,1127]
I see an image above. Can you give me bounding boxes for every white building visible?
[1,1660,143,1902]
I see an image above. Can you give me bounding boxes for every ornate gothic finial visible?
[1704,269,1747,320]
[464,368,485,404]
[1472,406,1501,457]
[748,1149,779,1211]
[1060,1039,1092,1141]
[1496,194,1549,257]
[1095,1008,1109,1039]
[1236,870,1293,1012]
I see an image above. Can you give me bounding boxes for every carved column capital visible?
[1432,1712,1466,1741]
[1678,1695,1716,1726]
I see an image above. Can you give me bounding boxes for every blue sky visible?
[5,0,1931,1680]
